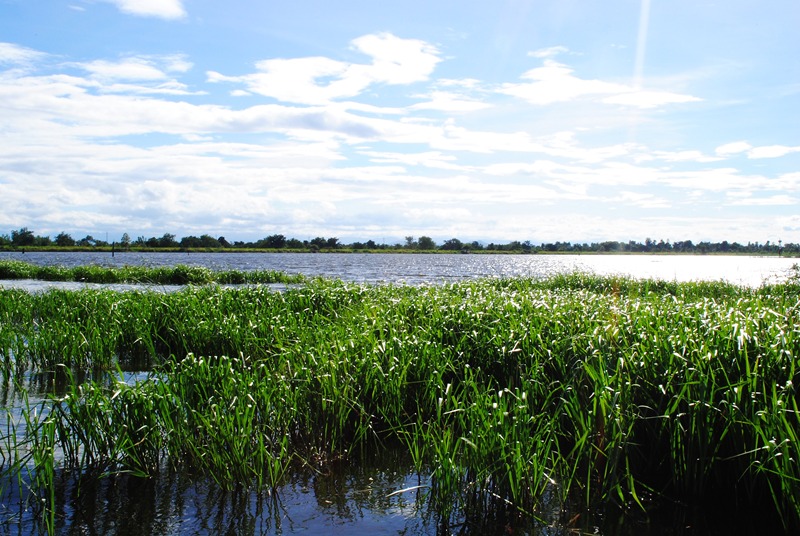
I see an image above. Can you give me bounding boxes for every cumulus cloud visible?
[747,145,800,159]
[499,60,627,105]
[0,42,48,65]
[717,142,800,159]
[409,91,492,112]
[350,33,440,84]
[79,59,173,81]
[208,33,441,105]
[715,141,752,156]
[527,46,569,59]
[499,59,700,109]
[101,0,186,20]
[602,89,701,108]
[76,55,192,81]
[61,55,199,95]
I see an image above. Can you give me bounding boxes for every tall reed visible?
[1,273,798,531]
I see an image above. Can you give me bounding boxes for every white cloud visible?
[661,168,769,193]
[647,150,721,163]
[482,159,660,190]
[436,78,482,89]
[499,60,627,105]
[715,141,752,156]
[500,59,700,109]
[0,42,47,65]
[527,46,569,59]
[700,142,799,165]
[409,91,492,112]
[101,0,186,20]
[359,150,463,170]
[617,190,671,209]
[58,55,198,95]
[77,55,192,81]
[774,172,800,192]
[729,195,798,206]
[350,33,440,84]
[747,145,800,159]
[79,59,172,81]
[602,89,701,108]
[209,33,441,105]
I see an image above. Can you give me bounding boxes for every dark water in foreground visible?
[1,253,796,534]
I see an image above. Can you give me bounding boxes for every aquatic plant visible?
[0,260,305,286]
[0,273,798,532]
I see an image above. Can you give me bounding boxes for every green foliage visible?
[0,260,304,285]
[1,274,799,531]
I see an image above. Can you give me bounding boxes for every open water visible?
[0,251,796,289]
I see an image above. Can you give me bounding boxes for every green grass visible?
[1,273,799,531]
[0,259,305,285]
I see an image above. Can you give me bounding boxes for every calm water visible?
[1,252,796,535]
[1,251,796,289]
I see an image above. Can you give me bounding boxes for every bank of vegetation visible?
[0,260,304,285]
[1,273,799,533]
[2,227,797,255]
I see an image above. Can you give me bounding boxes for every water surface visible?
[1,251,795,288]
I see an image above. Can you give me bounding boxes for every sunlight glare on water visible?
[0,252,796,288]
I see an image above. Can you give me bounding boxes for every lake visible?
[0,251,796,289]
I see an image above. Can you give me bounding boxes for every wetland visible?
[1,253,799,535]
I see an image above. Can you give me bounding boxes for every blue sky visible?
[1,0,798,245]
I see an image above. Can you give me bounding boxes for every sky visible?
[1,0,798,245]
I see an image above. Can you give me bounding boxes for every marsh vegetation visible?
[1,273,799,534]
[0,260,305,286]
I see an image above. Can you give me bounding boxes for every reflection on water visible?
[2,446,564,535]
[0,251,796,288]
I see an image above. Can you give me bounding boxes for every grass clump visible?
[0,260,305,286]
[1,274,799,532]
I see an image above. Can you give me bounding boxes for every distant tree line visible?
[0,228,796,256]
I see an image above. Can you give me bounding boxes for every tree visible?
[120,233,131,249]
[77,235,96,247]
[440,238,464,251]
[200,235,222,248]
[55,232,75,247]
[11,228,35,247]
[261,234,286,249]
[405,236,417,249]
[180,236,203,248]
[158,233,178,248]
[417,236,436,250]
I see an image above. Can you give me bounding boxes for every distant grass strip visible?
[0,259,304,285]
[1,273,799,531]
